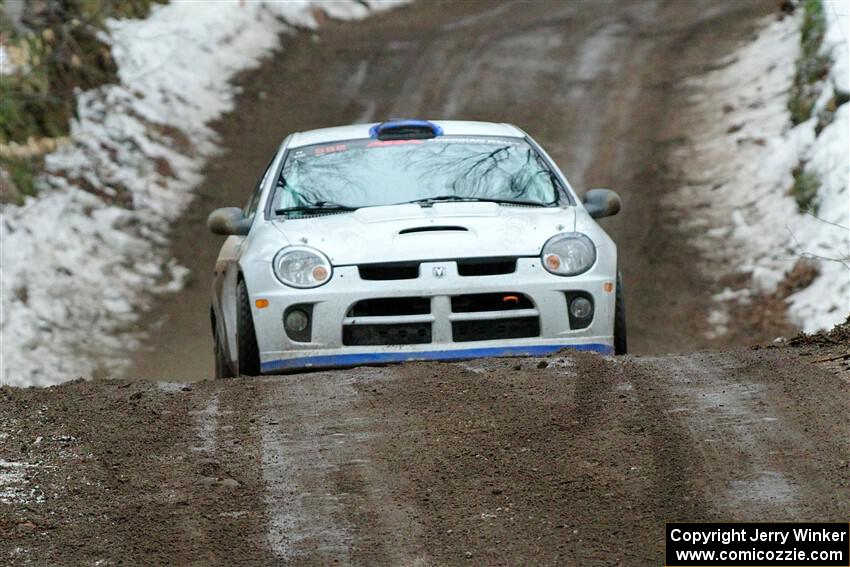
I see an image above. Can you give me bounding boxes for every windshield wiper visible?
[275,201,357,215]
[404,195,553,207]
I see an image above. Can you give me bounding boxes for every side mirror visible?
[583,189,621,219]
[207,207,251,235]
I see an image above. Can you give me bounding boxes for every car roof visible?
[287,120,526,148]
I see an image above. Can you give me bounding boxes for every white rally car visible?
[207,119,625,377]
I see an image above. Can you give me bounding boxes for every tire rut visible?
[3,341,849,565]
[256,370,429,566]
[349,355,670,565]
[184,381,275,566]
[630,350,850,521]
[625,358,714,521]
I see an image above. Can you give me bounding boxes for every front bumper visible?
[261,343,612,372]
[247,258,617,373]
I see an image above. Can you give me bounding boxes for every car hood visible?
[269,202,577,265]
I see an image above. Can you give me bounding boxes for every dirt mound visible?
[3,343,848,566]
[0,380,275,566]
[787,316,850,347]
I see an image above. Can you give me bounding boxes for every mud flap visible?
[220,265,240,374]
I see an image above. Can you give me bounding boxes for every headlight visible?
[541,233,596,276]
[272,246,332,288]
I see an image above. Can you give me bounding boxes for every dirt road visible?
[5,2,845,566]
[2,332,848,566]
[128,0,785,382]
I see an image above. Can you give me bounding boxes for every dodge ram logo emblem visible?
[432,266,446,278]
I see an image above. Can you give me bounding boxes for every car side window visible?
[244,156,276,218]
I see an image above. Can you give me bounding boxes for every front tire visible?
[237,279,261,376]
[614,271,627,355]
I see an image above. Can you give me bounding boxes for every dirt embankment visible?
[2,331,848,566]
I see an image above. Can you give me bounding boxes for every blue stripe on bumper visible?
[261,343,613,373]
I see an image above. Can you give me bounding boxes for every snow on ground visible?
[0,459,42,505]
[0,417,42,504]
[0,45,13,75]
[0,1,410,387]
[671,4,849,335]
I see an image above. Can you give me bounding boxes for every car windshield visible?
[273,136,560,215]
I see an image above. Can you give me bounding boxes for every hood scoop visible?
[398,225,468,235]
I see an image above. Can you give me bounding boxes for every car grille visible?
[451,292,533,312]
[340,291,540,346]
[448,290,541,343]
[347,297,431,317]
[357,257,519,280]
[456,257,516,276]
[343,323,431,346]
[452,317,540,342]
[358,262,420,281]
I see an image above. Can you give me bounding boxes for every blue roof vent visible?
[369,119,443,141]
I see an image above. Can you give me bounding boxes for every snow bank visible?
[672,4,849,335]
[823,0,849,93]
[0,0,410,387]
[0,45,13,75]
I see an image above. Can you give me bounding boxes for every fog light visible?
[284,309,309,333]
[569,296,593,320]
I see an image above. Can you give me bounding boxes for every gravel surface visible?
[2,336,848,566]
[5,2,846,566]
